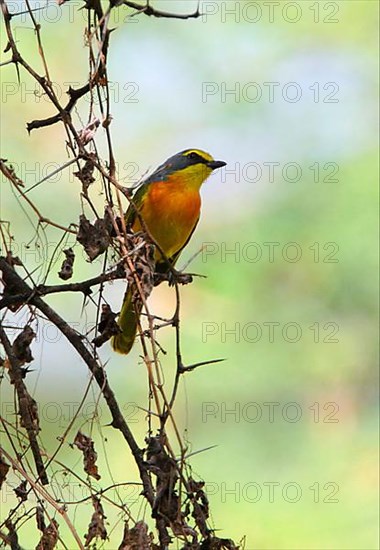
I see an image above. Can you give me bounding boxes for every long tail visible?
[111,286,142,355]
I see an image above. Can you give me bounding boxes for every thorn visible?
[178,444,219,461]
[179,358,226,373]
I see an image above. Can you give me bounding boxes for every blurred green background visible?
[0,1,378,548]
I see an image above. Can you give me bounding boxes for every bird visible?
[111,148,226,355]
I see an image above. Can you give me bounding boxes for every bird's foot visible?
[154,270,193,287]
[169,270,193,286]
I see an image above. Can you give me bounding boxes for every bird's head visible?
[146,149,226,189]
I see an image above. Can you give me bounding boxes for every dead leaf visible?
[36,504,46,532]
[84,496,107,546]
[77,213,112,261]
[14,480,28,502]
[74,156,96,195]
[78,118,100,146]
[118,521,154,550]
[74,431,101,480]
[146,436,179,523]
[36,518,59,550]
[0,454,10,489]
[58,248,75,280]
[92,304,121,348]
[12,326,35,365]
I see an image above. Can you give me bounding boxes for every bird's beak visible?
[207,160,227,170]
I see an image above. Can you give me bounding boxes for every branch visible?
[0,446,84,549]
[0,257,171,542]
[0,0,112,134]
[121,0,201,19]
[0,325,49,485]
[26,83,91,133]
[0,267,125,310]
[0,159,77,234]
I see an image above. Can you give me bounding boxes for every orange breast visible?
[133,175,201,260]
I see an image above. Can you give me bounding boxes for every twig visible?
[122,0,202,19]
[0,446,84,550]
[0,257,156,514]
[23,158,79,195]
[0,268,125,310]
[0,0,239,543]
[0,159,77,234]
[0,325,48,486]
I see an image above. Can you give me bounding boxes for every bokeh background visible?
[0,1,378,548]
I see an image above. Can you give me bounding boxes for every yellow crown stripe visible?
[183,149,214,163]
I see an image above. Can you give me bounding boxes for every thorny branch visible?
[0,0,239,548]
[121,0,202,20]
[0,324,48,486]
[0,266,126,310]
[0,258,155,500]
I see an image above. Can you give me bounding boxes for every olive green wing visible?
[124,182,150,226]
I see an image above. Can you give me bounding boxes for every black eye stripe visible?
[185,151,207,164]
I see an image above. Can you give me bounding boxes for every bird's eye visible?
[188,152,199,160]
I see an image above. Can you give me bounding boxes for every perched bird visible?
[111,148,226,355]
